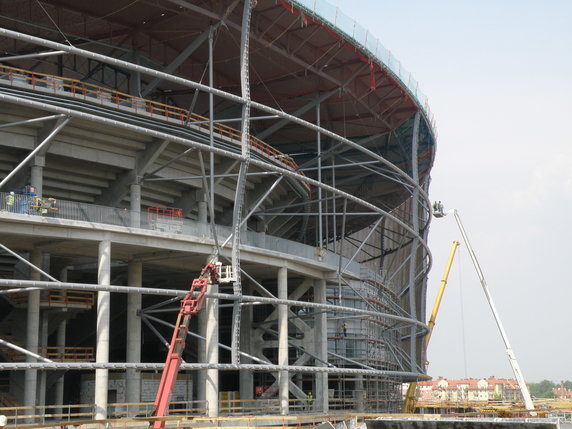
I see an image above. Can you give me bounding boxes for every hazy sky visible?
[325,0,572,383]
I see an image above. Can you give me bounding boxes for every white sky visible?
[325,0,572,382]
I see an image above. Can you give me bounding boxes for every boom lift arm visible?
[434,205,536,413]
[151,262,220,429]
[403,240,460,413]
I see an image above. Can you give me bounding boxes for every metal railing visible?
[0,287,93,308]
[0,397,335,426]
[36,346,94,362]
[0,64,310,193]
[0,191,364,277]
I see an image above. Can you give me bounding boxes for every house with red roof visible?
[404,377,522,402]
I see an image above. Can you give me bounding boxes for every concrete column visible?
[31,159,43,199]
[239,282,253,408]
[95,240,111,420]
[126,261,142,406]
[197,304,207,405]
[38,313,49,412]
[130,183,141,228]
[54,268,67,416]
[356,376,366,413]
[197,190,207,224]
[314,279,329,412]
[278,266,289,415]
[205,281,219,417]
[24,249,42,419]
[54,319,66,416]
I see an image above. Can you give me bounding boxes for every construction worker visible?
[6,192,14,212]
[342,322,348,336]
[306,391,314,410]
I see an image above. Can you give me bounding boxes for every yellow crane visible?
[403,240,460,413]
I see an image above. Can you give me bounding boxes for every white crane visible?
[432,203,536,414]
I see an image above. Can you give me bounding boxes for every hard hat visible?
[0,415,7,426]
[9,192,14,195]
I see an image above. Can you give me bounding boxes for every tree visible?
[529,380,556,398]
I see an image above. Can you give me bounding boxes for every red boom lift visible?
[150,262,220,428]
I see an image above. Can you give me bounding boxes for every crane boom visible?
[403,240,460,413]
[151,262,219,429]
[448,208,536,413]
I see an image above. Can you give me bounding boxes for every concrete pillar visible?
[54,268,67,416]
[205,281,219,417]
[239,282,253,408]
[278,266,289,415]
[31,158,44,199]
[197,304,207,405]
[126,261,142,406]
[314,279,329,412]
[24,249,41,419]
[130,183,141,228]
[54,319,66,417]
[95,240,111,420]
[356,376,365,413]
[197,190,207,224]
[38,313,49,412]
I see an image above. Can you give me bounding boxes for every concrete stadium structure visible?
[0,0,436,422]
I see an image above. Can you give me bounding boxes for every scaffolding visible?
[0,0,437,423]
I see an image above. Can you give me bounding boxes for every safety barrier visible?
[0,286,93,309]
[0,64,310,193]
[0,398,362,426]
[36,346,94,362]
[0,191,365,276]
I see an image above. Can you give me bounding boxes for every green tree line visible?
[528,380,572,398]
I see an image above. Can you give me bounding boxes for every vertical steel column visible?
[205,281,219,417]
[126,261,142,406]
[316,103,323,250]
[239,282,254,408]
[278,266,289,415]
[229,0,253,365]
[208,28,215,226]
[24,249,41,421]
[314,279,329,412]
[407,112,421,373]
[95,239,111,420]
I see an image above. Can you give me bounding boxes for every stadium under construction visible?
[0,0,437,423]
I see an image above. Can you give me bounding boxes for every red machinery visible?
[151,262,219,428]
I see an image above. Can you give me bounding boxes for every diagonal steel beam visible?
[256,88,338,140]
[0,114,66,130]
[0,116,70,190]
[141,23,223,98]
[0,338,53,363]
[96,138,170,206]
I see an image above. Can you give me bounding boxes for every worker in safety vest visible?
[306,392,314,410]
[6,192,14,212]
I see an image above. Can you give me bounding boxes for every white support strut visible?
[446,208,535,413]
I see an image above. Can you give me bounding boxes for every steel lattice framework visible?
[0,0,436,420]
